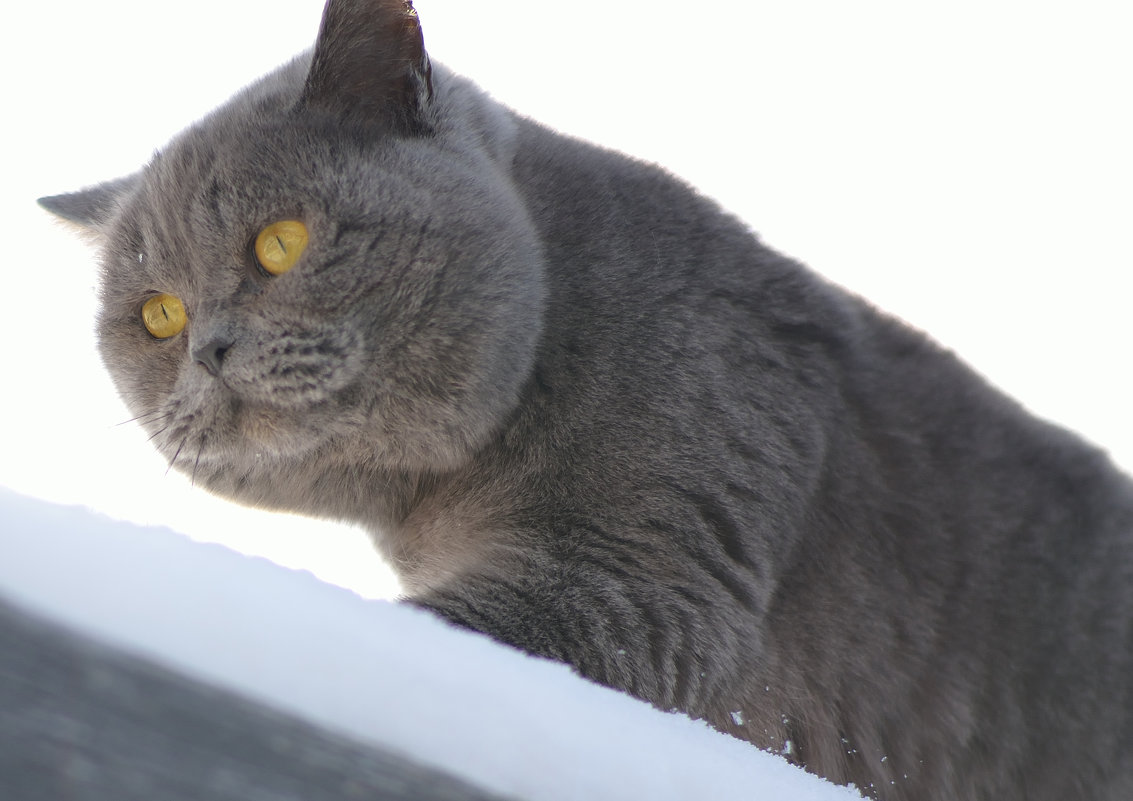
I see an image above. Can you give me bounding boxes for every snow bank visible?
[0,486,862,800]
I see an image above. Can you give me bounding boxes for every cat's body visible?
[41,1,1132,798]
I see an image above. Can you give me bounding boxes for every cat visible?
[39,1,1132,798]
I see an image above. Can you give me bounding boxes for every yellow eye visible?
[255,220,308,275]
[141,293,187,339]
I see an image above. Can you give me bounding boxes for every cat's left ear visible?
[299,0,434,134]
[38,174,140,233]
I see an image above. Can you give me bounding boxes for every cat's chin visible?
[156,400,337,474]
[152,385,496,479]
[231,404,327,455]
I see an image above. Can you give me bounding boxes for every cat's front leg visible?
[407,567,744,725]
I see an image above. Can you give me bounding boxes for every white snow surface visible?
[0,486,863,800]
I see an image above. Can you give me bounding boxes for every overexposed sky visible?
[3,1,1130,598]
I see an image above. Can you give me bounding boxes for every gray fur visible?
[39,1,1133,798]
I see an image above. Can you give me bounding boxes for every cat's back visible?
[467,116,1133,798]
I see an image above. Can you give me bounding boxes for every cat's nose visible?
[192,338,233,377]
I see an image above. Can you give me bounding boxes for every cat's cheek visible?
[97,319,183,416]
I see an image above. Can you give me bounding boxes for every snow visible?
[0,486,863,800]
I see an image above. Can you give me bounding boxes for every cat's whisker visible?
[146,423,173,444]
[114,409,170,428]
[165,437,187,477]
[190,438,206,488]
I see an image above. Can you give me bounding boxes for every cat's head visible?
[40,0,545,513]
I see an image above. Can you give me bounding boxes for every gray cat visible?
[39,1,1132,798]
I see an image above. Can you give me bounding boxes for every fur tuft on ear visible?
[299,0,434,135]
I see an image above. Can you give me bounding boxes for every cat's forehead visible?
[151,114,305,203]
[103,130,306,282]
[137,56,326,213]
[142,115,420,221]
[126,126,329,257]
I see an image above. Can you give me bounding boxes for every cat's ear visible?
[299,0,434,134]
[38,174,139,234]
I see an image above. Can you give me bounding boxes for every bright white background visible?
[3,1,1130,599]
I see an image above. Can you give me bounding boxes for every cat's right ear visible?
[38,174,139,234]
[299,0,434,134]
